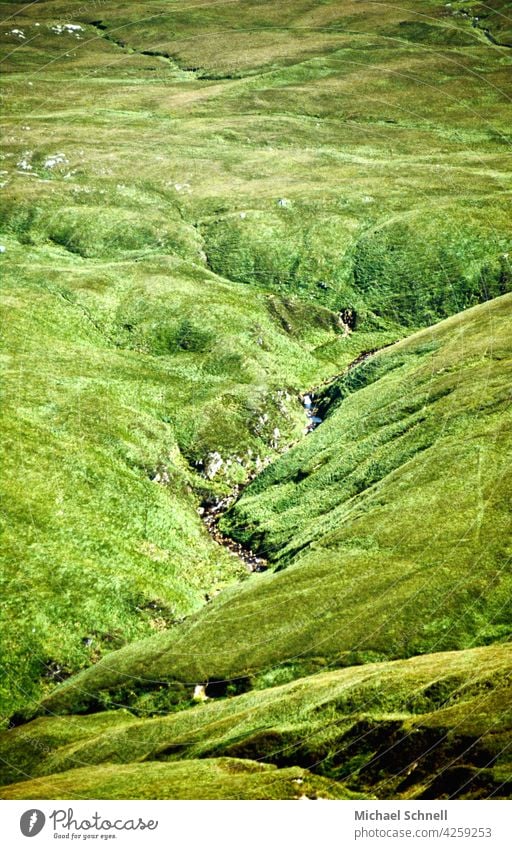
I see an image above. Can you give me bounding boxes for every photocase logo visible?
[20,810,46,837]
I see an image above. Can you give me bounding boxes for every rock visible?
[338,307,356,337]
[340,307,356,328]
[17,153,32,171]
[204,451,224,479]
[271,427,281,448]
[43,153,69,169]
[152,467,170,485]
[51,24,84,37]
[193,684,208,702]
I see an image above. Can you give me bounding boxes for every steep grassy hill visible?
[0,0,511,799]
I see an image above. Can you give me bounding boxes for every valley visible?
[0,0,511,801]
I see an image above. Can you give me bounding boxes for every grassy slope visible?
[1,236,356,716]
[0,758,354,800]
[2,644,510,799]
[0,0,511,797]
[2,1,415,716]
[224,292,512,573]
[37,294,512,715]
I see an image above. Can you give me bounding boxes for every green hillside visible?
[1,235,362,717]
[0,0,511,800]
[34,293,512,717]
[1,759,354,801]
[2,644,510,799]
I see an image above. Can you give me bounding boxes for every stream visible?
[199,346,386,574]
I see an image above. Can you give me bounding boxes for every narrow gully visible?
[199,345,389,573]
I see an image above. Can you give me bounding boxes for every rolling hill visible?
[0,0,511,800]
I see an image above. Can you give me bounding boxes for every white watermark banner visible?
[1,800,510,848]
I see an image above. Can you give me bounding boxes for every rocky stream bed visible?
[199,347,386,573]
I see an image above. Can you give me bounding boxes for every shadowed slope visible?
[2,644,510,799]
